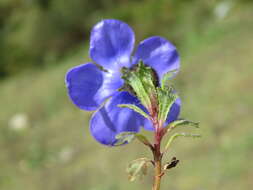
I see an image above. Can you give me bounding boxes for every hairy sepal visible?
[121,61,157,110]
[157,86,178,125]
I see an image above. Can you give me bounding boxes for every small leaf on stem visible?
[115,132,136,146]
[126,158,151,182]
[166,119,199,130]
[115,132,152,148]
[164,133,201,152]
[135,134,153,148]
[118,104,149,119]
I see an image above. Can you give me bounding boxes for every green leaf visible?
[121,61,157,109]
[114,132,136,146]
[115,131,152,148]
[126,158,151,181]
[135,134,152,147]
[166,119,199,130]
[157,87,178,124]
[164,133,201,152]
[118,104,149,119]
[161,69,178,90]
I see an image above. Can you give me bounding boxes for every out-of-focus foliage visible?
[0,0,118,77]
[1,0,251,78]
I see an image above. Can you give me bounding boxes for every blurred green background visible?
[0,0,253,189]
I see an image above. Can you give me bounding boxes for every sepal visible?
[121,61,157,110]
[161,69,179,90]
[157,87,178,125]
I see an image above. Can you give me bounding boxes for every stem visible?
[152,127,164,190]
[149,97,166,190]
[152,151,162,190]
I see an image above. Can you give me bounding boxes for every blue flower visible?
[65,19,181,146]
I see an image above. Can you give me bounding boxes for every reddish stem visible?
[148,97,167,190]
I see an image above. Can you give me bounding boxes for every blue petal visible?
[90,19,135,72]
[65,63,123,111]
[90,91,146,146]
[133,36,180,81]
[142,97,181,131]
